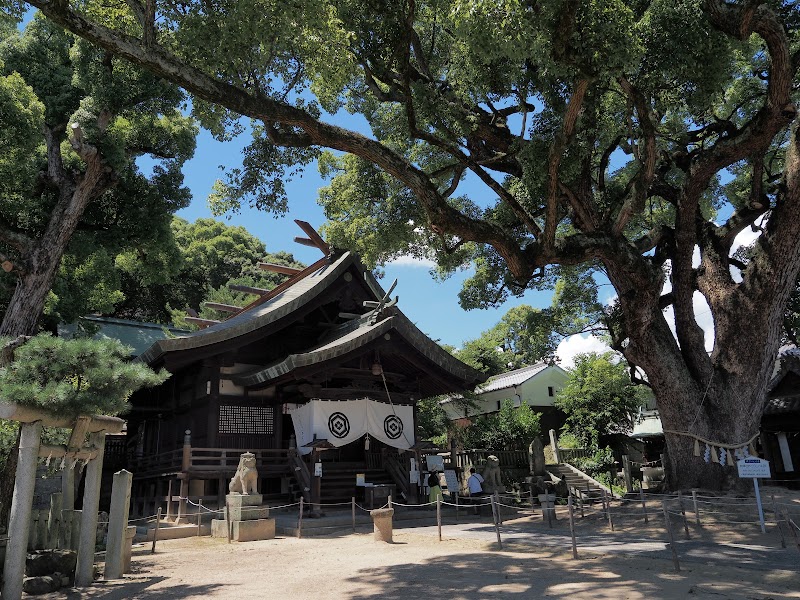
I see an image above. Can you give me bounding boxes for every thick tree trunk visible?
[602,242,788,491]
[0,254,63,337]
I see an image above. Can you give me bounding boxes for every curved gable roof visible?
[232,308,485,390]
[139,251,381,365]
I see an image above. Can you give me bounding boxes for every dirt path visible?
[43,529,799,600]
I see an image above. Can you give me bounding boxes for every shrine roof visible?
[231,307,485,392]
[139,251,382,365]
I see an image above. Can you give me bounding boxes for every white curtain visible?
[290,399,415,455]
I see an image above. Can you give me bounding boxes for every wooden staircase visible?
[546,462,618,500]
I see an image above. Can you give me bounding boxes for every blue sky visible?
[175,126,558,349]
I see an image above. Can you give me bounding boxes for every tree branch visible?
[543,79,590,251]
[613,78,657,235]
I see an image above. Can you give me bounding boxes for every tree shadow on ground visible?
[58,577,228,599]
[344,549,666,600]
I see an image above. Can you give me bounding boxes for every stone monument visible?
[529,438,546,476]
[481,455,505,494]
[211,453,275,542]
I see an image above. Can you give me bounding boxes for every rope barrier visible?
[266,501,302,510]
[127,515,158,523]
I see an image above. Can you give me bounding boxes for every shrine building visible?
[123,222,485,514]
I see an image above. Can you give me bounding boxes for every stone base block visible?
[226,493,263,508]
[211,518,275,542]
[228,505,269,522]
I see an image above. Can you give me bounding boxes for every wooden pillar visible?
[622,455,633,493]
[2,422,42,600]
[75,432,106,587]
[311,449,321,512]
[177,430,191,524]
[274,401,284,448]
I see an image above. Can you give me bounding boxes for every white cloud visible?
[556,334,612,369]
[386,255,437,268]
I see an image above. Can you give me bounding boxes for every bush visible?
[572,446,615,476]
[452,400,540,451]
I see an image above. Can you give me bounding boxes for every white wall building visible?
[441,362,570,433]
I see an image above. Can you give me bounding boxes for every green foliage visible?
[0,16,197,329]
[452,281,604,376]
[0,334,168,417]
[571,446,615,476]
[416,396,450,442]
[150,218,305,328]
[555,352,649,447]
[453,400,540,452]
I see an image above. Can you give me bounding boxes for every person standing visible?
[428,470,443,504]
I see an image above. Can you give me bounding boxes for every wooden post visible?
[771,496,785,548]
[639,487,649,524]
[662,500,680,572]
[352,497,356,533]
[528,487,535,517]
[436,496,442,542]
[622,455,633,493]
[785,511,800,553]
[677,491,690,539]
[165,479,173,522]
[691,490,700,526]
[568,495,578,559]
[196,502,201,537]
[494,491,503,525]
[579,490,585,519]
[298,497,304,539]
[490,495,502,550]
[454,492,459,522]
[388,494,392,509]
[151,507,161,553]
[177,477,189,525]
[603,490,613,531]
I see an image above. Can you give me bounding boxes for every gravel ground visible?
[29,484,800,599]
[42,527,798,600]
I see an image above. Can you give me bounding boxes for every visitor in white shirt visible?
[467,467,484,496]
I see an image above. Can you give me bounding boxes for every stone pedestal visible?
[370,507,394,543]
[211,494,275,542]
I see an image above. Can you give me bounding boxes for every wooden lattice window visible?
[218,405,274,435]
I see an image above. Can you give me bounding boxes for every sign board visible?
[409,470,419,484]
[737,457,770,479]
[443,469,459,493]
[314,462,323,477]
[356,473,365,486]
[426,455,445,472]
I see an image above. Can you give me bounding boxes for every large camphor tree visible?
[19,0,800,489]
[0,14,196,338]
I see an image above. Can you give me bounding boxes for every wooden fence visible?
[455,449,530,469]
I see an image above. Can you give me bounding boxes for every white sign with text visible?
[736,457,770,479]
